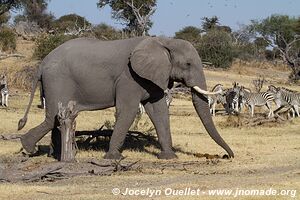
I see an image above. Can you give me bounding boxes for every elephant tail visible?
[18,65,42,130]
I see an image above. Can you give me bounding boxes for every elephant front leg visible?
[144,98,177,159]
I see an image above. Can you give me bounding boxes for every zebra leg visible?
[266,102,273,118]
[250,105,254,117]
[293,105,299,117]
[5,94,8,107]
[211,103,216,116]
[1,94,3,106]
[235,101,239,112]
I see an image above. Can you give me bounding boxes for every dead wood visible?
[57,101,78,162]
[0,53,24,60]
[0,134,21,140]
[0,158,140,182]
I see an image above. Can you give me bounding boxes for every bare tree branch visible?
[124,0,156,36]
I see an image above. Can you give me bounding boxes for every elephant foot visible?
[158,151,177,159]
[20,135,37,154]
[104,151,124,160]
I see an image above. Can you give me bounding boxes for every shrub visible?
[92,23,122,40]
[0,12,10,25]
[34,34,76,60]
[197,30,234,68]
[9,65,37,90]
[52,14,91,34]
[232,43,257,61]
[0,27,16,52]
[174,26,201,46]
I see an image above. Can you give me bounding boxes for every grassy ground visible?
[0,39,299,199]
[0,89,299,200]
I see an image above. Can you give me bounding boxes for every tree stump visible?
[57,101,78,162]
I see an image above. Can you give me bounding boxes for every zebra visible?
[239,86,274,117]
[267,85,300,118]
[207,84,226,116]
[0,75,9,107]
[231,82,244,112]
[137,89,173,115]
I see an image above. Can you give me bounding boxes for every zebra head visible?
[211,83,225,95]
[0,74,7,86]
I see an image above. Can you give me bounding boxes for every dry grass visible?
[0,39,299,200]
[0,90,299,200]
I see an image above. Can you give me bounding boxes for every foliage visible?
[97,0,156,35]
[20,0,54,30]
[34,34,76,60]
[201,16,219,32]
[0,0,22,15]
[92,23,122,40]
[52,14,91,33]
[0,12,10,25]
[174,26,201,46]
[13,14,26,24]
[197,30,234,68]
[250,15,299,47]
[201,16,231,33]
[249,14,300,81]
[232,43,256,61]
[0,27,16,52]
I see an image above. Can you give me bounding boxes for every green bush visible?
[92,23,122,40]
[52,14,91,33]
[197,30,234,68]
[34,34,76,60]
[0,27,16,52]
[232,43,257,61]
[174,26,201,46]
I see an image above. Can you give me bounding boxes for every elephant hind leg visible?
[104,90,141,159]
[20,118,55,154]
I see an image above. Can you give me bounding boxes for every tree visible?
[250,15,300,81]
[0,0,22,15]
[201,16,219,32]
[52,14,91,35]
[92,23,122,40]
[174,26,201,46]
[0,12,10,25]
[19,0,54,30]
[97,0,156,36]
[197,30,234,68]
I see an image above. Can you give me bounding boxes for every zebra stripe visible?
[0,76,9,107]
[207,84,225,116]
[240,87,274,117]
[268,85,300,117]
[137,89,173,115]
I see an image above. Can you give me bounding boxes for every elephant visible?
[18,36,234,159]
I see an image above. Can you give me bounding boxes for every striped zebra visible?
[231,82,244,112]
[137,89,173,115]
[0,75,9,107]
[207,84,226,116]
[267,85,300,118]
[239,86,274,117]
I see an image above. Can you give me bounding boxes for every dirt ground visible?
[0,40,299,199]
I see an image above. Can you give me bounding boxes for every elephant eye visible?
[186,62,191,66]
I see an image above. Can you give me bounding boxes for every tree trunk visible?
[57,101,78,162]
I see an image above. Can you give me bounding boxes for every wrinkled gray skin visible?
[18,37,234,159]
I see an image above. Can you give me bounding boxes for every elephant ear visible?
[130,38,172,90]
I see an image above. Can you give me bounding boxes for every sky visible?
[45,0,300,36]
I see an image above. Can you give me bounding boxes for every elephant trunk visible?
[191,88,234,158]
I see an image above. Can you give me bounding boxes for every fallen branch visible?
[0,53,24,60]
[0,158,140,182]
[0,134,21,140]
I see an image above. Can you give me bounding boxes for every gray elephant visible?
[18,36,234,159]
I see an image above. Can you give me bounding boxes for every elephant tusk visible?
[192,86,222,95]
